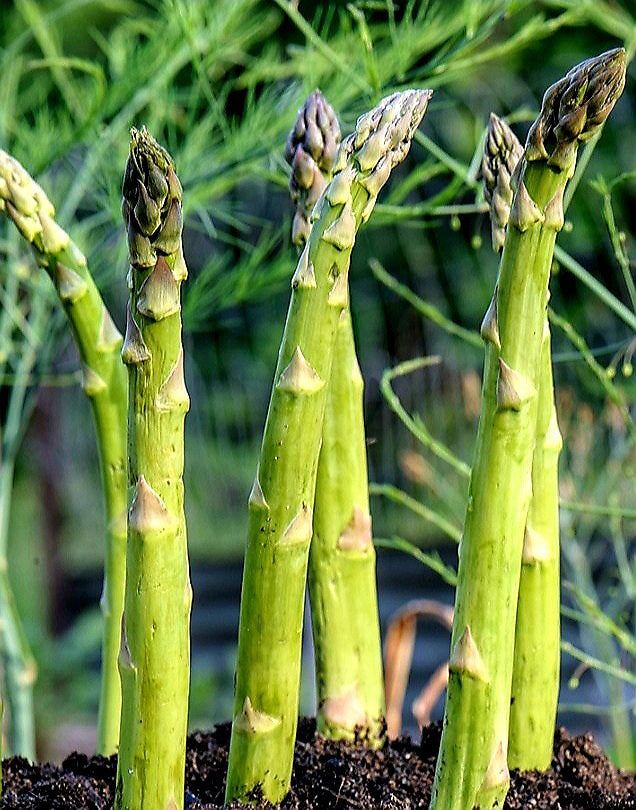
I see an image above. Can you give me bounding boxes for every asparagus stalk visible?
[226,89,431,805]
[430,50,626,810]
[0,151,128,756]
[0,266,50,760]
[115,127,191,810]
[483,114,563,771]
[509,325,562,770]
[285,90,384,743]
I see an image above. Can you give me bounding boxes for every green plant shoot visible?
[115,127,191,810]
[226,89,432,805]
[430,49,626,810]
[285,90,384,743]
[0,151,128,756]
[484,114,564,771]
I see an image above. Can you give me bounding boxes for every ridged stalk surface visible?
[430,49,626,810]
[509,327,562,769]
[115,127,191,810]
[483,114,563,771]
[226,89,431,805]
[0,151,128,756]
[286,90,384,743]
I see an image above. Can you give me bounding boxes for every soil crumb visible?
[1,721,633,809]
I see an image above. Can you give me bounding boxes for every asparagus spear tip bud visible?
[526,47,626,170]
[482,114,523,252]
[123,126,183,270]
[285,90,342,248]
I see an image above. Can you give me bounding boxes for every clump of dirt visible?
[1,720,633,809]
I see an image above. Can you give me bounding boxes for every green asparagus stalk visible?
[115,127,191,810]
[483,114,563,771]
[226,89,432,805]
[0,266,50,761]
[430,49,626,810]
[0,151,128,756]
[509,325,562,770]
[285,90,384,743]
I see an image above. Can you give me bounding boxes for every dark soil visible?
[1,720,633,809]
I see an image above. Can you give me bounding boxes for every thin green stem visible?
[373,536,457,587]
[0,149,129,755]
[548,306,635,440]
[561,641,636,687]
[553,245,636,332]
[371,260,482,348]
[379,357,471,478]
[559,499,636,519]
[0,272,51,760]
[369,482,462,543]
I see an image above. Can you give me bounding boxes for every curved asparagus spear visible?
[115,127,191,810]
[431,49,626,810]
[0,151,128,756]
[285,90,384,743]
[226,89,431,805]
[483,114,563,771]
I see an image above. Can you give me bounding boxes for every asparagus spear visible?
[483,114,563,771]
[285,90,384,743]
[226,89,432,805]
[0,266,50,761]
[115,127,191,810]
[430,50,626,810]
[0,151,128,756]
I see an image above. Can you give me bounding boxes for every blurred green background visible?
[0,0,634,766]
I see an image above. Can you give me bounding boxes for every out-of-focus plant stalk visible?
[0,263,50,761]
[0,151,128,756]
[483,114,563,770]
[226,89,432,805]
[285,90,384,744]
[115,127,191,810]
[431,50,626,810]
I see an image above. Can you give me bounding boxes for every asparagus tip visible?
[482,114,523,252]
[526,47,627,169]
[285,90,341,248]
[123,127,183,271]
